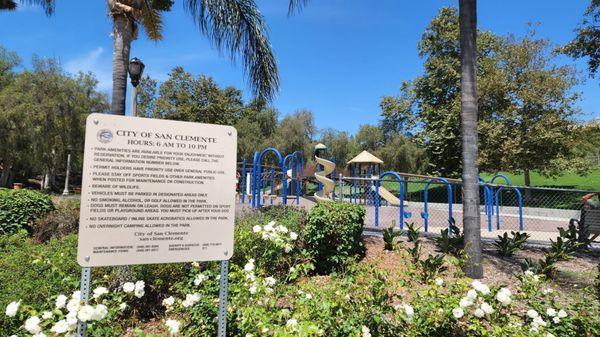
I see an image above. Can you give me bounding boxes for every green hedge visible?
[304,201,366,274]
[0,188,55,234]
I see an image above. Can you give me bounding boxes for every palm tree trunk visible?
[459,0,483,279]
[111,13,133,115]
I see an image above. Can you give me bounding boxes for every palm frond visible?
[136,0,166,41]
[287,0,309,16]
[0,1,17,11]
[20,0,55,15]
[184,0,279,102]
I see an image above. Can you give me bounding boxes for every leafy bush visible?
[32,199,80,242]
[564,219,592,250]
[406,222,420,242]
[304,202,365,274]
[493,231,530,257]
[232,205,308,279]
[0,188,55,234]
[434,223,464,254]
[418,254,447,282]
[382,227,403,251]
[403,222,422,263]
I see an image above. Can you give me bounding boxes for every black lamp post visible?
[128,57,145,117]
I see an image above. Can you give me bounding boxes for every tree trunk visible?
[0,164,11,188]
[459,0,483,279]
[111,13,133,115]
[524,170,531,186]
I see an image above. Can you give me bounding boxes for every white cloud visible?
[65,47,112,91]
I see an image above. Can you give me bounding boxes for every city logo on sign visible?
[97,129,113,143]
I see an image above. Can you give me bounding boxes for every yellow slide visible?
[314,156,336,201]
[372,185,407,207]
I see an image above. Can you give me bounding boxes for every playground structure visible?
[234,145,598,243]
[313,143,336,201]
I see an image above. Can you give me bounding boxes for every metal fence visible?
[334,175,597,242]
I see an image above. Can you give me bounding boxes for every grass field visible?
[479,168,600,190]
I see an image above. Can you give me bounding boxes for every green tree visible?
[0,54,109,188]
[354,124,384,152]
[486,30,584,185]
[563,0,600,77]
[150,66,244,125]
[318,128,355,165]
[374,134,427,173]
[272,110,316,158]
[380,7,503,177]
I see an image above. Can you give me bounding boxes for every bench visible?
[570,208,600,243]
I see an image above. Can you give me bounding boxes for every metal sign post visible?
[217,260,229,337]
[76,267,91,337]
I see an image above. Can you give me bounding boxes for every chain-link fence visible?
[336,175,598,242]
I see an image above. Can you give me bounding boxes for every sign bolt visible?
[93,119,99,125]
[227,131,232,136]
[84,256,90,262]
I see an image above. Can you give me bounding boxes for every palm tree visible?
[0,0,55,14]
[458,0,482,278]
[108,0,291,115]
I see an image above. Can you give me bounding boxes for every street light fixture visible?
[128,57,145,117]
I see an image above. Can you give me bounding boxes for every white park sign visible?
[77,113,237,267]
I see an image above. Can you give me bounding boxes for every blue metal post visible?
[353,164,357,204]
[241,159,247,204]
[282,165,287,205]
[269,166,274,205]
[375,179,380,227]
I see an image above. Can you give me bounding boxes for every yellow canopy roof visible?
[347,150,384,164]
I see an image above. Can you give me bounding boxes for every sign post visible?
[77,114,237,335]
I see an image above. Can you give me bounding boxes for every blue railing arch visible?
[374,171,408,229]
[494,186,524,231]
[490,174,511,186]
[421,177,453,232]
[253,147,287,208]
[479,177,494,232]
[283,153,301,205]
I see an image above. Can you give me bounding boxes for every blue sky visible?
[1,0,598,134]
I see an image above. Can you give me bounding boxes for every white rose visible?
[51,319,70,334]
[71,291,81,301]
[119,302,127,310]
[525,270,534,276]
[165,319,180,335]
[163,296,176,308]
[123,282,135,293]
[527,309,539,319]
[5,301,20,317]
[459,297,473,308]
[435,278,444,286]
[546,308,557,317]
[466,289,478,300]
[244,261,255,272]
[474,308,485,318]
[249,285,257,295]
[265,276,276,286]
[264,222,275,232]
[452,307,464,319]
[25,316,42,334]
[553,317,560,323]
[32,333,46,337]
[361,325,371,337]
[41,311,53,319]
[547,333,556,337]
[252,225,262,233]
[91,304,108,321]
[284,244,293,253]
[93,286,109,299]
[78,305,95,322]
[557,309,567,318]
[481,302,494,315]
[496,291,511,306]
[194,273,207,286]
[55,294,68,309]
[286,318,298,327]
[403,304,414,317]
[277,225,288,233]
[290,232,298,240]
[66,298,81,313]
[66,311,78,330]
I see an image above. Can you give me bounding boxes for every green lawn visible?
[480,168,600,190]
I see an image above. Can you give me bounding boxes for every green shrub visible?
[382,227,403,251]
[32,198,80,242]
[433,223,464,254]
[493,231,530,257]
[304,202,365,274]
[0,188,55,234]
[232,205,308,279]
